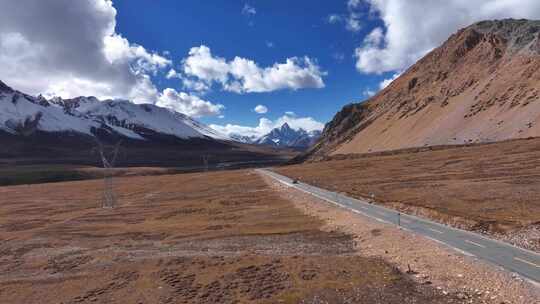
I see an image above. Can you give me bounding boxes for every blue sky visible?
[112,0,388,134]
[1,0,538,138]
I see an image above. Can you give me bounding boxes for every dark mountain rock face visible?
[256,123,321,149]
[0,80,13,93]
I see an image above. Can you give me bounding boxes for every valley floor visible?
[0,170,462,304]
[0,168,537,303]
[278,137,540,252]
[262,173,539,304]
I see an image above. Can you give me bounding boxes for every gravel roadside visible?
[261,174,540,304]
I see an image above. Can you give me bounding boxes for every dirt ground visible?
[277,138,540,251]
[0,170,465,304]
[262,174,540,304]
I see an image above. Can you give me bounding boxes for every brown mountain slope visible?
[304,19,540,160]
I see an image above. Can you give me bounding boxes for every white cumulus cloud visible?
[156,88,224,118]
[0,0,226,118]
[362,88,376,97]
[182,46,230,85]
[242,4,256,16]
[166,69,180,79]
[182,78,210,93]
[328,14,343,24]
[0,0,172,103]
[181,45,326,94]
[254,104,268,114]
[346,13,362,32]
[328,0,363,32]
[379,72,401,90]
[347,0,362,9]
[356,0,540,74]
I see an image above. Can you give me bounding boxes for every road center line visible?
[374,210,387,217]
[260,170,540,284]
[514,257,540,268]
[428,228,444,234]
[465,239,486,248]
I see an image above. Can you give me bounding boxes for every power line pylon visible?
[95,140,122,209]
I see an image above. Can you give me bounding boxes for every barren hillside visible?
[305,19,540,159]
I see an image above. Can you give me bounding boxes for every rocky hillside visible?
[304,19,540,160]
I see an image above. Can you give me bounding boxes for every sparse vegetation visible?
[277,137,540,251]
[0,170,463,303]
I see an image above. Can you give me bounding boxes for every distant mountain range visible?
[301,19,540,161]
[0,80,228,142]
[230,123,321,150]
[0,80,292,166]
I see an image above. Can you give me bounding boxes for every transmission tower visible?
[95,140,122,209]
[202,154,210,172]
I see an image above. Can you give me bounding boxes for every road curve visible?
[257,168,540,285]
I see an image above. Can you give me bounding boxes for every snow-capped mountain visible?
[0,80,229,142]
[0,80,293,167]
[255,123,321,149]
[228,133,259,144]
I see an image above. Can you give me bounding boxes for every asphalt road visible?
[257,168,540,285]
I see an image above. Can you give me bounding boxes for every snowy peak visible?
[276,123,296,136]
[0,85,97,136]
[51,96,101,114]
[228,133,258,144]
[74,99,206,140]
[255,123,321,149]
[0,80,229,142]
[280,122,292,132]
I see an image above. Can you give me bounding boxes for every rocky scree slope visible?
[303,19,540,160]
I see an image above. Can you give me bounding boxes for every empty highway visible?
[258,168,540,285]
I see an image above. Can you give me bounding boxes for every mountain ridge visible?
[0,81,229,142]
[301,18,540,161]
[0,80,291,167]
[254,123,321,149]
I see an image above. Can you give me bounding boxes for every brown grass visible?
[277,137,540,233]
[0,170,460,303]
